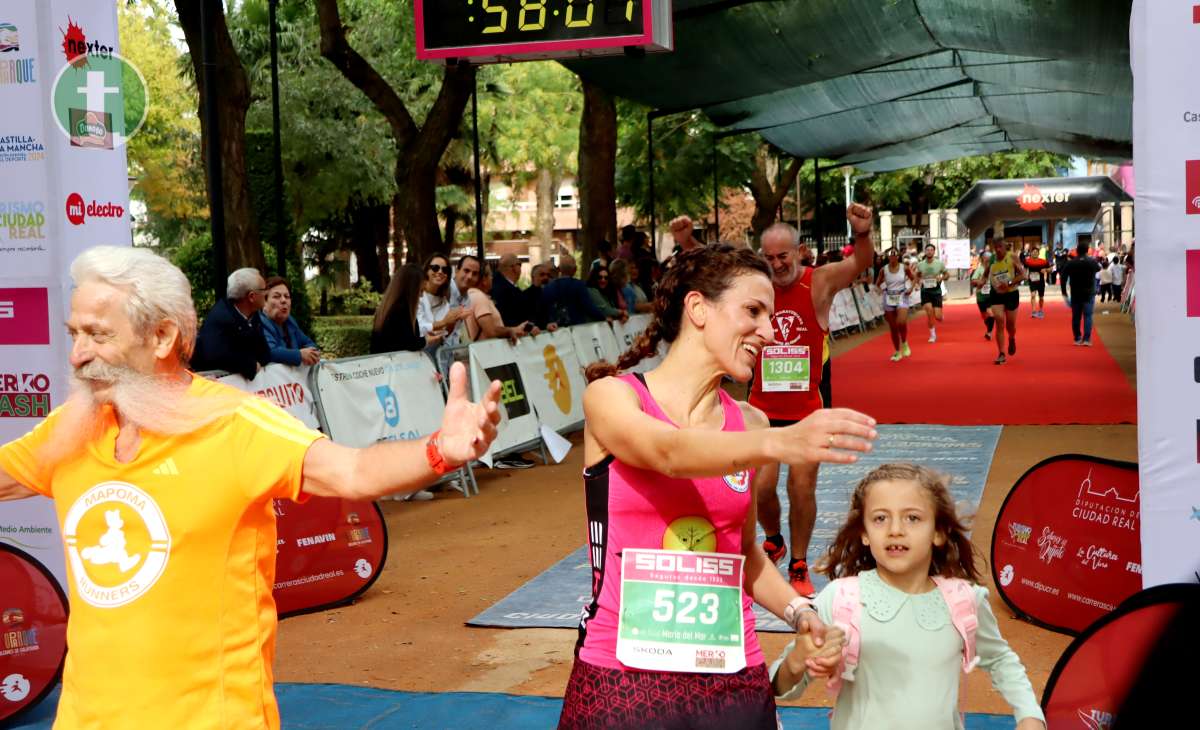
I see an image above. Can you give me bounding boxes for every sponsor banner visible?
[512,330,586,432]
[1130,1,1200,587]
[991,455,1142,635]
[311,351,444,448]
[468,338,540,458]
[1041,584,1198,729]
[936,238,971,269]
[828,288,860,331]
[0,287,49,345]
[216,364,320,431]
[0,544,67,725]
[570,321,622,369]
[272,497,387,618]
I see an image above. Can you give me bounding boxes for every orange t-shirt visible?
[0,375,324,729]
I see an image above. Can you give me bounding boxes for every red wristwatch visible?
[425,430,456,475]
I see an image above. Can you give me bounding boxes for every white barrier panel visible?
[513,330,586,432]
[217,364,320,430]
[570,321,623,368]
[611,314,664,372]
[468,338,541,459]
[313,352,444,448]
[1130,0,1198,587]
[856,285,882,321]
[829,289,861,331]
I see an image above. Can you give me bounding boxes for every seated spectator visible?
[192,267,271,379]
[610,259,652,314]
[524,263,560,331]
[416,254,469,351]
[491,253,528,327]
[587,265,627,322]
[259,276,320,366]
[465,265,534,342]
[371,265,444,354]
[540,257,608,326]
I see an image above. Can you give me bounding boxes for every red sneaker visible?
[789,559,816,598]
[762,535,786,564]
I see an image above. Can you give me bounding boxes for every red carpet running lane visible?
[834,300,1137,425]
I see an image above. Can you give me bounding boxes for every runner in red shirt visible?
[750,205,876,597]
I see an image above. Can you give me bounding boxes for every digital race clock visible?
[415,0,673,63]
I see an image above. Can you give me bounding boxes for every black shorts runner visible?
[1028,280,1045,296]
[977,299,992,315]
[920,288,943,308]
[989,290,1020,311]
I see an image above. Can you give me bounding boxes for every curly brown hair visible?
[585,244,771,381]
[818,463,983,583]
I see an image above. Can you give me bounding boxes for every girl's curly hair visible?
[818,463,983,583]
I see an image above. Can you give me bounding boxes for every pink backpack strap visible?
[825,576,862,699]
[932,576,981,674]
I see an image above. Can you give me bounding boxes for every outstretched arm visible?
[813,204,876,318]
[301,362,502,500]
[0,466,36,501]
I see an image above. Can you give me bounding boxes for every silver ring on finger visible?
[827,435,836,449]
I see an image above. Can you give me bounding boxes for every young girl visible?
[770,463,1046,730]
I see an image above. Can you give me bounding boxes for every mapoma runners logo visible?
[61,482,171,608]
[49,19,147,149]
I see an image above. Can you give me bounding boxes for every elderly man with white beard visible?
[0,246,503,729]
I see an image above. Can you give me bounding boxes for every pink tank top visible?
[576,373,765,670]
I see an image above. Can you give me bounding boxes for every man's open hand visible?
[438,362,502,466]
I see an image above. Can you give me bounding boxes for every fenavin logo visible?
[65,192,124,225]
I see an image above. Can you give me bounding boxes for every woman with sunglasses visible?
[587,265,628,323]
[416,254,469,350]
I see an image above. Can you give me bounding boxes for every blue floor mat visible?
[7,684,1017,729]
[470,425,1002,632]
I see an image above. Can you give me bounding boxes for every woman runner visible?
[970,248,996,340]
[875,248,916,362]
[558,246,878,730]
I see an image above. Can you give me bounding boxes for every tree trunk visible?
[443,207,460,251]
[748,150,803,243]
[349,203,388,293]
[577,78,617,268]
[534,168,560,259]
[318,0,475,266]
[175,0,264,272]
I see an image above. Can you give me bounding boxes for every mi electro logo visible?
[65,193,124,225]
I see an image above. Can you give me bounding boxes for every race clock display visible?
[415,0,673,62]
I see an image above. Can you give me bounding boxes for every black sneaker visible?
[1008,335,1016,356]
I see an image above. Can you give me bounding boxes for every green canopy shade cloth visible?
[566,0,1132,171]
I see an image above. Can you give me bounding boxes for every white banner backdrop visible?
[936,238,972,269]
[828,288,861,331]
[512,331,586,433]
[468,338,541,459]
[216,364,320,431]
[312,352,444,448]
[570,321,623,369]
[1131,0,1200,587]
[0,0,130,589]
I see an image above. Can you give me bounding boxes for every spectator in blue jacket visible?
[540,256,610,326]
[260,276,320,366]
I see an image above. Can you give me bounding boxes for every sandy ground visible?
[274,293,1138,715]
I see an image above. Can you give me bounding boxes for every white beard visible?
[39,362,245,465]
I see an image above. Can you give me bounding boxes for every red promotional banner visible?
[1042,584,1198,729]
[272,496,388,618]
[991,455,1141,635]
[0,544,67,725]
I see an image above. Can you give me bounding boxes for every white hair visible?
[69,246,199,361]
[227,268,263,300]
[762,222,799,247]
